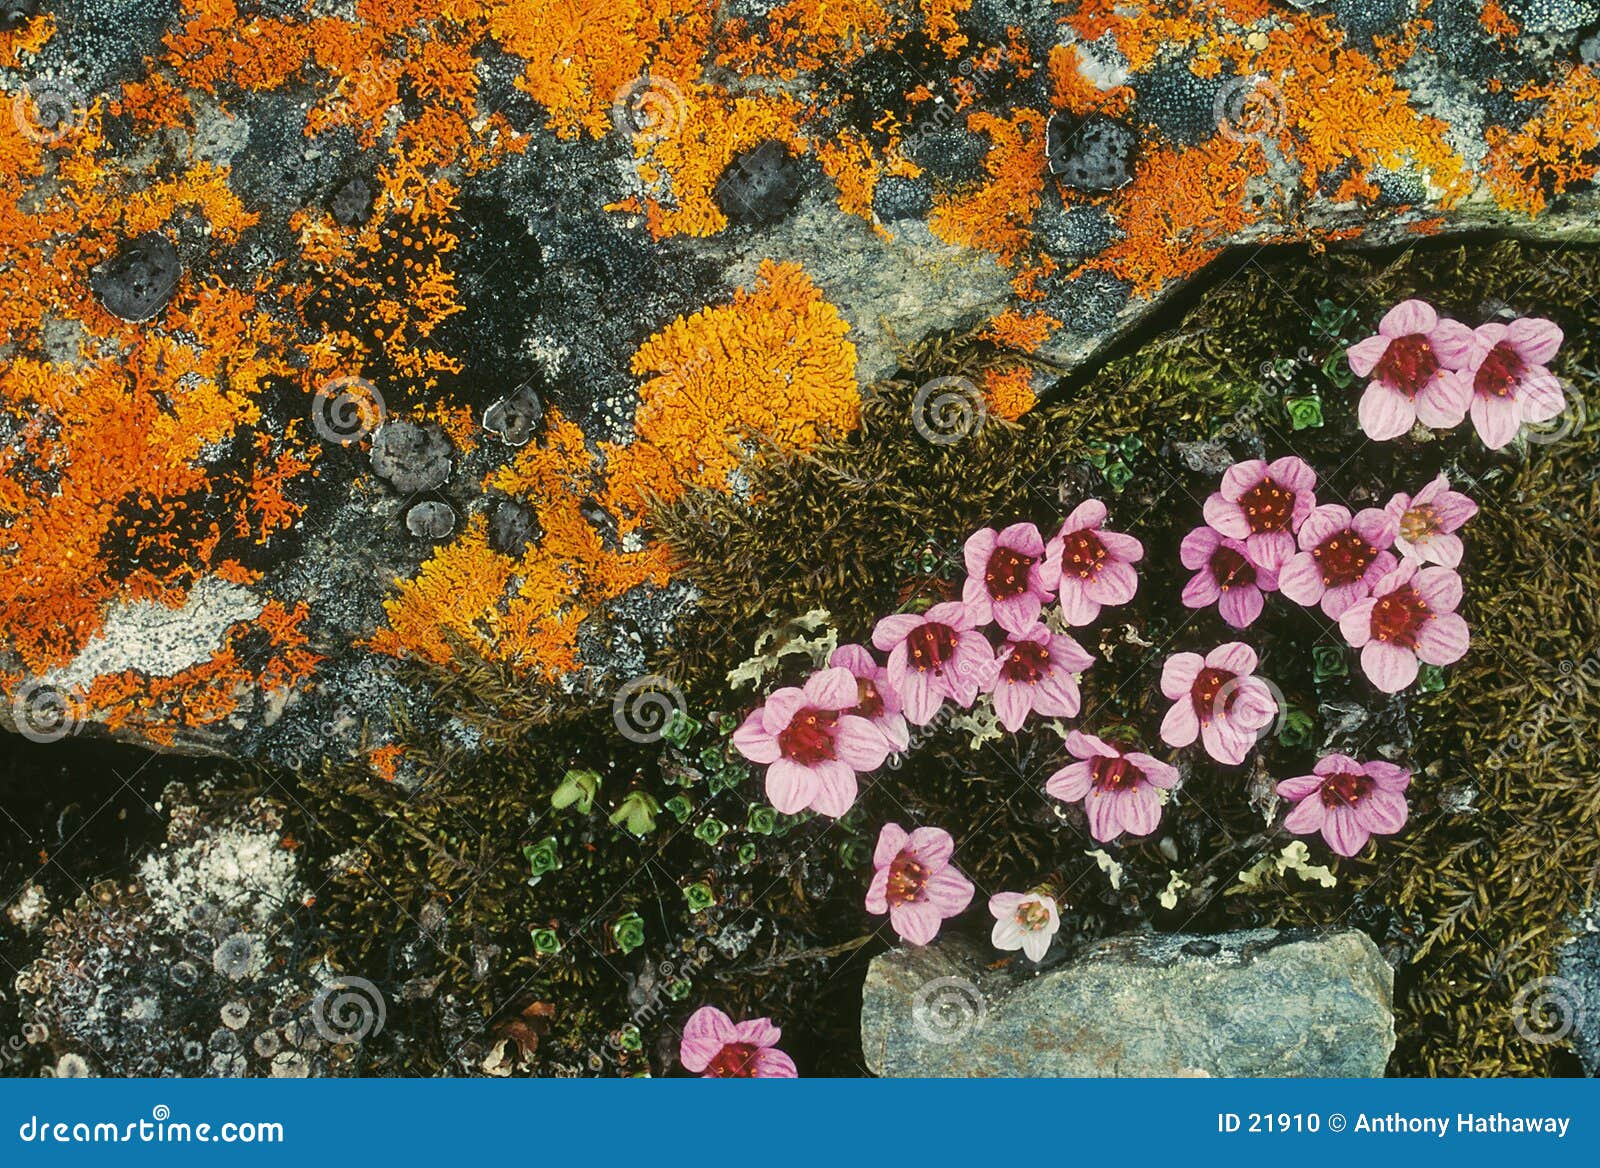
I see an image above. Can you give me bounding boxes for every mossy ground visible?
[2,238,1595,1076]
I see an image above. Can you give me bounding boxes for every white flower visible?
[987,890,1060,963]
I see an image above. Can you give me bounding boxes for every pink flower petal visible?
[1245,530,1295,571]
[829,642,878,675]
[1322,805,1370,857]
[871,612,923,651]
[760,687,805,734]
[1127,753,1179,789]
[1206,641,1258,674]
[1469,390,1520,449]
[1160,652,1204,699]
[991,679,1033,732]
[1098,530,1144,562]
[1118,784,1163,836]
[1355,787,1409,835]
[1339,599,1377,648]
[889,901,943,945]
[732,708,781,764]
[962,526,999,577]
[1359,381,1416,441]
[1059,498,1107,534]
[864,867,890,914]
[1345,333,1390,377]
[680,1006,738,1072]
[1277,553,1324,607]
[988,891,1026,917]
[1202,494,1250,539]
[1517,366,1566,423]
[924,868,975,916]
[1428,317,1476,367]
[1416,611,1470,666]
[1412,565,1462,611]
[1276,773,1325,801]
[765,758,818,814]
[872,822,909,868]
[1056,579,1100,626]
[1361,641,1419,693]
[1282,792,1326,835]
[1065,730,1118,759]
[1507,315,1563,365]
[1379,298,1437,337]
[1267,455,1316,496]
[1045,760,1093,802]
[1179,524,1220,568]
[1415,371,1470,429]
[803,666,858,710]
[1084,791,1122,841]
[732,1017,782,1047]
[833,715,889,770]
[1160,698,1200,748]
[1083,558,1138,605]
[905,826,956,868]
[751,1047,798,1078]
[1217,584,1263,628]
[1219,459,1268,501]
[991,592,1043,636]
[1182,568,1221,609]
[808,760,859,818]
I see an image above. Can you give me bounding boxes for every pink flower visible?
[1201,457,1317,572]
[678,1005,798,1078]
[1345,299,1475,441]
[987,623,1094,732]
[732,666,890,817]
[864,823,974,945]
[988,891,1060,962]
[872,601,996,725]
[962,522,1061,635]
[1338,561,1469,693]
[1049,499,1143,626]
[1277,504,1399,619]
[1178,524,1278,628]
[1277,754,1411,857]
[1456,317,1566,449]
[1385,474,1478,569]
[1158,643,1279,766]
[828,643,910,752]
[1046,730,1179,841]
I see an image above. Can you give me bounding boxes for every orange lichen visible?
[626,86,809,238]
[982,365,1037,421]
[1483,66,1600,216]
[1048,44,1134,116]
[625,260,858,495]
[1085,136,1266,296]
[929,109,1049,266]
[487,0,713,139]
[1480,0,1520,39]
[716,0,890,79]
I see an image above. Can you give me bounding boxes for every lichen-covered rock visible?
[1555,909,1600,1074]
[861,929,1395,1077]
[3,1,1600,769]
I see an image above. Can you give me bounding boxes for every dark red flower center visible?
[1370,586,1431,648]
[1312,528,1378,587]
[1240,478,1294,534]
[886,853,929,906]
[1318,771,1373,809]
[1190,666,1236,724]
[1210,544,1256,590]
[1059,529,1109,580]
[1091,754,1141,792]
[852,676,884,720]
[1473,341,1524,399]
[706,1042,761,1077]
[1373,333,1439,396]
[777,707,838,765]
[984,546,1035,599]
[1001,640,1052,685]
[906,622,958,673]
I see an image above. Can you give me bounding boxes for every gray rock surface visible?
[862,928,1395,1077]
[1554,908,1600,1073]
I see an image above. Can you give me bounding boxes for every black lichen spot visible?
[482,384,544,447]
[900,124,990,186]
[1133,58,1227,146]
[487,497,540,557]
[1181,939,1222,957]
[871,175,933,222]
[91,232,181,323]
[714,141,806,227]
[1045,270,1133,333]
[1046,112,1138,194]
[1032,203,1115,263]
[405,501,456,541]
[0,0,39,32]
[370,421,451,494]
[329,175,375,227]
[1372,168,1429,207]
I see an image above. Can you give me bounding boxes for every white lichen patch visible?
[43,576,263,692]
[138,805,303,933]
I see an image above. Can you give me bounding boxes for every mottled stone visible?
[1554,908,1600,1073]
[862,929,1395,1077]
[714,141,807,227]
[1046,112,1138,193]
[91,232,181,323]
